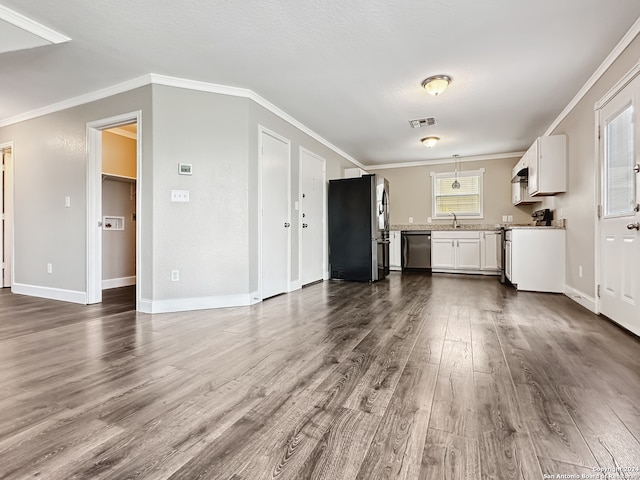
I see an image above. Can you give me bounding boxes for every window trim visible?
[431,168,485,219]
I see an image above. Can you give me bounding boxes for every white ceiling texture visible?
[1,0,640,167]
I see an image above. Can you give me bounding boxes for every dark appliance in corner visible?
[532,208,553,226]
[328,174,390,282]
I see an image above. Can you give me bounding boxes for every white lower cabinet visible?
[432,230,499,274]
[389,230,401,271]
[431,231,481,272]
[505,240,512,281]
[431,237,457,269]
[506,228,565,292]
[481,231,499,271]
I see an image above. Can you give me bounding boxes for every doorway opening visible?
[86,112,142,310]
[0,143,13,289]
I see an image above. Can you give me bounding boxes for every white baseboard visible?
[564,284,597,313]
[390,266,402,271]
[102,276,136,290]
[324,271,330,280]
[138,293,258,314]
[288,280,302,292]
[12,283,87,304]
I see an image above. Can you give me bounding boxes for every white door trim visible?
[298,147,327,284]
[0,141,14,289]
[594,62,640,315]
[257,125,291,301]
[86,111,142,309]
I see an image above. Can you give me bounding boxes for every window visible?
[432,169,484,219]
[604,104,635,217]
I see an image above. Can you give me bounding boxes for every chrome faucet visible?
[450,212,458,229]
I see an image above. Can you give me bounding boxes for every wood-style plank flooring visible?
[1,273,640,479]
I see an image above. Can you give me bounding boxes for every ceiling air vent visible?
[409,117,437,128]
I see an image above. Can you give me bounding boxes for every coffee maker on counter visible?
[532,208,553,226]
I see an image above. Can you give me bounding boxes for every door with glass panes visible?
[598,74,640,335]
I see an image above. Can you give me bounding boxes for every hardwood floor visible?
[1,274,640,479]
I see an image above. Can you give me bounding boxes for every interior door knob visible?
[627,222,640,230]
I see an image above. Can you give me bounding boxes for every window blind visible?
[433,172,482,217]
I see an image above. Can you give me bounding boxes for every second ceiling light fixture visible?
[420,75,451,148]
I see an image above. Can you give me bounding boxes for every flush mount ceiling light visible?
[421,75,452,96]
[421,136,440,148]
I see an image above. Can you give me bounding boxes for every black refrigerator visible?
[328,174,390,282]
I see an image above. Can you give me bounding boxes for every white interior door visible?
[1,150,4,287]
[599,74,640,335]
[1,148,12,288]
[261,129,290,299]
[300,148,325,286]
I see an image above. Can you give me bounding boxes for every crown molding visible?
[366,151,524,170]
[0,72,366,170]
[0,75,152,128]
[0,4,71,44]
[544,16,640,135]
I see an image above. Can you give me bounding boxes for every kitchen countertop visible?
[391,223,565,231]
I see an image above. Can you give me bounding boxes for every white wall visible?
[0,80,360,311]
[370,157,534,226]
[0,86,152,299]
[149,85,251,304]
[550,32,640,298]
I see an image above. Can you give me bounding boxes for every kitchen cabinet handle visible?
[284,222,291,228]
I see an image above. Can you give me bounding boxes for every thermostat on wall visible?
[178,163,193,175]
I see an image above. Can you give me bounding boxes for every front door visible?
[599,74,640,335]
[300,149,325,286]
[260,129,290,299]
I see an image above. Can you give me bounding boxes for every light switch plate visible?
[171,190,190,202]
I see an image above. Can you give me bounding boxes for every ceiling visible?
[1,1,640,167]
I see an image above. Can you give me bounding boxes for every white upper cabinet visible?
[526,135,567,196]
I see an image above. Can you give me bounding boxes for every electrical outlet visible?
[579,266,583,278]
[507,215,513,222]
[502,215,508,222]
[47,263,52,274]
[171,270,180,282]
[408,217,413,223]
[65,196,71,208]
[427,217,432,223]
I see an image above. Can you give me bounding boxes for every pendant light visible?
[452,154,461,189]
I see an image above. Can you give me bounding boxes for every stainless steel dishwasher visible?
[401,231,432,271]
